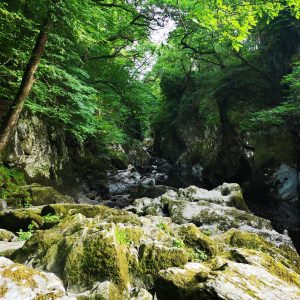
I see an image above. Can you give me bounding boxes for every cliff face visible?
[2,113,70,182]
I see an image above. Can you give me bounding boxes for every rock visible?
[141,178,156,186]
[192,163,204,181]
[9,202,300,299]
[156,257,300,300]
[0,200,7,210]
[0,256,74,299]
[0,241,25,257]
[22,184,74,206]
[2,114,70,181]
[179,183,249,212]
[73,281,124,299]
[13,206,217,296]
[0,229,17,242]
[128,185,175,200]
[272,163,299,202]
[128,142,151,167]
[268,163,300,230]
[131,184,294,248]
[130,288,153,300]
[0,207,43,232]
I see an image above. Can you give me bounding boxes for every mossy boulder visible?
[8,203,300,299]
[24,185,74,206]
[215,229,300,274]
[0,229,16,242]
[178,224,217,257]
[132,184,294,249]
[156,258,300,300]
[13,206,215,296]
[0,256,73,299]
[0,208,43,232]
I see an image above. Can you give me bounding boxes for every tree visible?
[0,16,51,151]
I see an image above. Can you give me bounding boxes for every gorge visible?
[0,1,300,299]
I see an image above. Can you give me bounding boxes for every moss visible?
[0,165,31,207]
[33,291,64,300]
[229,230,268,250]
[0,284,8,298]
[107,214,142,226]
[1,263,45,288]
[260,253,300,288]
[77,282,122,300]
[0,229,15,241]
[64,229,131,292]
[42,204,139,224]
[218,229,300,274]
[0,208,43,232]
[155,265,211,300]
[178,224,217,257]
[139,243,189,279]
[115,226,143,246]
[230,189,250,212]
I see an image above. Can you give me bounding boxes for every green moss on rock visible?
[139,243,189,281]
[178,224,217,257]
[0,208,43,232]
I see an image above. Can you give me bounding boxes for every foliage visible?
[189,248,209,261]
[115,228,130,246]
[0,0,160,147]
[17,224,35,241]
[43,213,60,222]
[0,165,31,206]
[1,0,300,152]
[241,62,300,130]
[172,238,185,248]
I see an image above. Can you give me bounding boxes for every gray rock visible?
[3,114,70,181]
[131,183,294,248]
[272,163,299,202]
[156,259,300,300]
[0,256,74,299]
[0,229,17,242]
[0,200,7,210]
[0,241,25,257]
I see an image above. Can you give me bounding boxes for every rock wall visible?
[2,113,70,182]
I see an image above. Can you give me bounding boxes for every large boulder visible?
[156,256,300,300]
[21,184,74,206]
[0,256,73,299]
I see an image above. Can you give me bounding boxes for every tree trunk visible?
[0,18,51,152]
